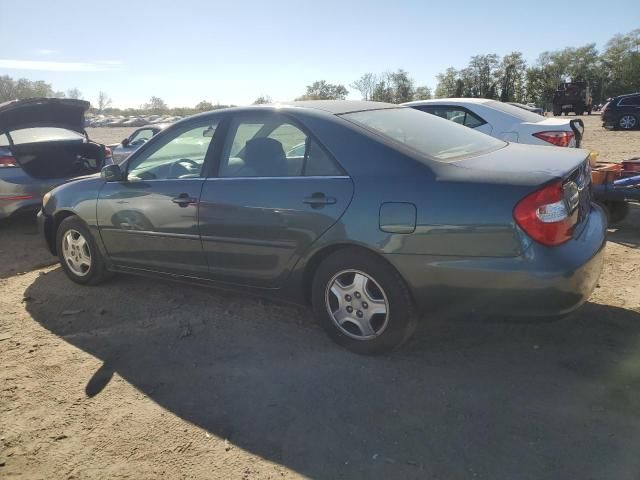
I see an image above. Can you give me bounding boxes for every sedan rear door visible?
[198,111,353,289]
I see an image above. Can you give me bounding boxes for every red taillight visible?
[514,181,577,246]
[532,131,574,147]
[0,155,17,168]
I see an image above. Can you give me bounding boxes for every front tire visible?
[56,216,112,285]
[311,248,417,354]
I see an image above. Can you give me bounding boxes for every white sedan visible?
[404,98,584,148]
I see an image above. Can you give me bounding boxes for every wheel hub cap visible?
[62,229,92,276]
[325,270,389,340]
[620,115,636,129]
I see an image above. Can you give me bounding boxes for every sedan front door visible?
[97,118,220,276]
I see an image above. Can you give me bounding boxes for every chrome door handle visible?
[172,193,197,207]
[303,192,336,208]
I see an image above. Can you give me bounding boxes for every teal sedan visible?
[39,101,606,354]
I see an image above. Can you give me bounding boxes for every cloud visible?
[33,49,58,56]
[0,59,123,72]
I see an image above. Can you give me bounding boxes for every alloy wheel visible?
[325,269,389,340]
[62,229,92,276]
[619,115,637,130]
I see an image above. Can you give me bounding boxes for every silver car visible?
[109,124,170,164]
[0,98,111,220]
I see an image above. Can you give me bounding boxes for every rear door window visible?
[619,96,640,106]
[219,114,343,177]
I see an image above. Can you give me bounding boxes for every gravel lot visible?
[1,114,639,479]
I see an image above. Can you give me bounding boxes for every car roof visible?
[191,100,401,119]
[615,92,640,99]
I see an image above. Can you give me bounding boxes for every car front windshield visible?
[0,127,84,146]
[341,107,505,162]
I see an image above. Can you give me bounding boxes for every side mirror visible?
[121,138,130,147]
[101,164,123,182]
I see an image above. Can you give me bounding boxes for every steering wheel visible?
[169,158,199,178]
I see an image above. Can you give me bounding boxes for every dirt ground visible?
[1,114,640,480]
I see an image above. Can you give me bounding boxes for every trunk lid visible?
[0,98,90,136]
[442,143,589,186]
[442,142,592,237]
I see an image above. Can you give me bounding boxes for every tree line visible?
[303,29,639,110]
[1,29,637,114]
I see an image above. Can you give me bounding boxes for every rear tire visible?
[618,114,638,130]
[311,248,417,355]
[56,216,112,285]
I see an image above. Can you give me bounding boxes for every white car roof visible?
[404,98,495,106]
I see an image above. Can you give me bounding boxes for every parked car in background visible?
[109,123,170,163]
[121,118,149,127]
[39,101,605,354]
[509,102,544,116]
[0,98,112,220]
[405,98,584,147]
[601,93,640,130]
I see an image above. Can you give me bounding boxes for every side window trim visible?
[125,116,222,181]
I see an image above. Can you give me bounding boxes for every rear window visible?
[484,100,544,122]
[341,107,505,162]
[0,127,84,146]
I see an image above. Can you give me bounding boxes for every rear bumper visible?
[0,195,42,219]
[0,175,48,219]
[386,205,607,317]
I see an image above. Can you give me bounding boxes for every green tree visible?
[253,95,272,104]
[66,88,83,99]
[389,69,415,103]
[351,73,377,101]
[601,29,640,99]
[414,85,432,100]
[434,67,459,98]
[195,100,214,111]
[296,80,348,100]
[145,96,168,114]
[499,52,527,102]
[370,73,394,102]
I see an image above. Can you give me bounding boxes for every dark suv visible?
[601,93,640,130]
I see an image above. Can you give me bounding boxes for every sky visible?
[1,0,638,108]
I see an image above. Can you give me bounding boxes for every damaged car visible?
[0,98,112,220]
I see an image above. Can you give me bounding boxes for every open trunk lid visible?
[0,98,89,136]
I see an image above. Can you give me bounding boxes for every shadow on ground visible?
[24,268,640,479]
[608,203,640,249]
[0,214,57,279]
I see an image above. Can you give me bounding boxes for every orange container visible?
[591,163,623,185]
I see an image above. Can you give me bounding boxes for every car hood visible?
[0,98,90,135]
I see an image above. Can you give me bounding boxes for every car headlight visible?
[42,191,51,207]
